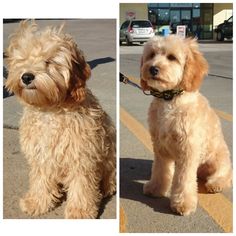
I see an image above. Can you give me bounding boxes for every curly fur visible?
[141,35,232,216]
[5,20,116,219]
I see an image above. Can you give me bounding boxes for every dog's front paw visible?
[20,195,49,216]
[205,182,223,193]
[143,181,168,197]
[170,195,197,216]
[65,206,98,219]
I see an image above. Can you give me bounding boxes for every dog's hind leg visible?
[204,142,232,193]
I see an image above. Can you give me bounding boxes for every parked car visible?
[120,19,155,45]
[215,16,233,41]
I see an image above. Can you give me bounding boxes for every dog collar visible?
[143,89,184,101]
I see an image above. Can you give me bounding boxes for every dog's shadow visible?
[3,66,14,99]
[97,195,115,218]
[88,57,115,70]
[120,157,173,215]
[120,157,212,215]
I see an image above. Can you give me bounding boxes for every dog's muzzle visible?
[21,72,35,85]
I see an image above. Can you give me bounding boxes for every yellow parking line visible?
[120,106,232,232]
[120,207,127,233]
[214,109,232,122]
[123,75,233,122]
[120,106,152,152]
[198,192,232,233]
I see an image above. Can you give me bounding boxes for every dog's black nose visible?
[149,66,159,76]
[21,73,35,85]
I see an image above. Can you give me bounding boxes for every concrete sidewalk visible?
[3,19,116,219]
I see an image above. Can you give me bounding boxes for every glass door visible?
[170,10,180,33]
[181,9,192,34]
[201,8,213,39]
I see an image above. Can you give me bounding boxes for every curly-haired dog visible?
[5,20,116,219]
[141,35,232,216]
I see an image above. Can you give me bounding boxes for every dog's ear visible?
[180,38,208,92]
[140,56,150,91]
[69,48,91,102]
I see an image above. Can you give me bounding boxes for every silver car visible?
[120,19,155,45]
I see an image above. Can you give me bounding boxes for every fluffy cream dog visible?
[5,20,116,219]
[141,35,232,216]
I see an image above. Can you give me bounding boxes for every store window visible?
[157,9,169,25]
[170,3,192,8]
[193,9,200,18]
[181,10,191,20]
[148,3,170,8]
[170,10,180,23]
[149,9,157,26]
[148,3,213,39]
[148,3,158,8]
[192,9,201,37]
[157,3,170,8]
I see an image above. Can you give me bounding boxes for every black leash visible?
[120,72,142,90]
[120,72,184,101]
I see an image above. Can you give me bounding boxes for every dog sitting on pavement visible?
[5,20,116,219]
[141,35,232,216]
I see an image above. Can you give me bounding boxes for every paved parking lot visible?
[3,19,116,219]
[120,41,233,233]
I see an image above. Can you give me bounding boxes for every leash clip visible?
[142,90,152,96]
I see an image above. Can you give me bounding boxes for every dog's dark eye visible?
[149,52,155,59]
[45,60,50,65]
[167,54,176,61]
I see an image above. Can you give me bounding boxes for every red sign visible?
[126,11,136,20]
[176,25,186,38]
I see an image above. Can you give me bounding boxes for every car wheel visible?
[126,37,132,46]
[217,31,224,41]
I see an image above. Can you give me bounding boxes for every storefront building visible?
[120,3,233,40]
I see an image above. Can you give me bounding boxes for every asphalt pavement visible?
[3,19,116,219]
[120,41,233,232]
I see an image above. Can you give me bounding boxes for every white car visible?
[120,19,155,45]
